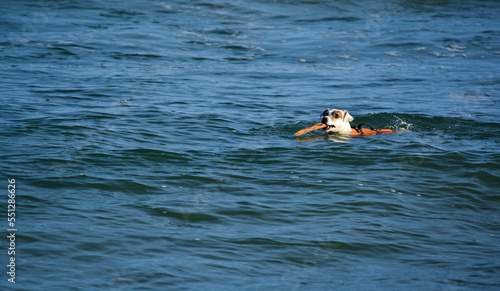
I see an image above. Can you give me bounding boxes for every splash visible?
[393,115,413,132]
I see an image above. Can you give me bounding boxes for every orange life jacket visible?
[350,124,394,136]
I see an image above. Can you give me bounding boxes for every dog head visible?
[321,109,353,134]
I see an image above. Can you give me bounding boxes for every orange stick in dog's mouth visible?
[294,123,326,136]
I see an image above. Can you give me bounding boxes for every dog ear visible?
[343,110,354,122]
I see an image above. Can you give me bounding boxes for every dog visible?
[321,109,354,135]
[294,108,394,137]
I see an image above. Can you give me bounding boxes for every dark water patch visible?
[48,46,79,57]
[295,16,361,23]
[99,9,144,18]
[146,206,221,223]
[31,175,156,193]
[117,149,192,163]
[109,52,165,60]
[31,88,86,94]
[167,173,224,185]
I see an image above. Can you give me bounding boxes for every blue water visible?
[1,0,500,290]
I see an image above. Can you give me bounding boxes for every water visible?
[1,0,500,290]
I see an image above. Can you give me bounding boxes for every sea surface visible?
[1,0,500,290]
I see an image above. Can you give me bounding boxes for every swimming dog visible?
[295,109,394,136]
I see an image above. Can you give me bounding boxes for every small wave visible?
[358,113,500,138]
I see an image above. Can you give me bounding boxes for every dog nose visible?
[321,117,328,124]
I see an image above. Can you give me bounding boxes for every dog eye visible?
[322,110,329,116]
[334,113,341,119]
